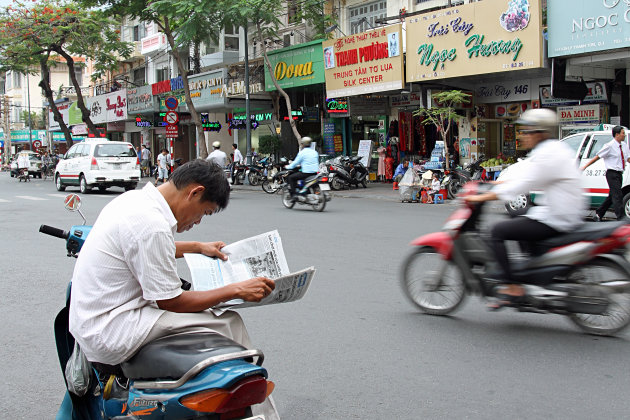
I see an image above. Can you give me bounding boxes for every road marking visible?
[0,199,10,203]
[16,195,48,201]
[48,194,68,198]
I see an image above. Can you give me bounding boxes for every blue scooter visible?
[40,194,273,420]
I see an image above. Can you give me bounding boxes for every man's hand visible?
[233,277,275,302]
[198,241,228,261]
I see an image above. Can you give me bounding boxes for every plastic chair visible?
[434,194,444,204]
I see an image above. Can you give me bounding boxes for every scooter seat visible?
[537,221,626,248]
[120,332,247,380]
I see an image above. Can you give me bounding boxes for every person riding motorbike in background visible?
[286,136,319,201]
[465,108,586,308]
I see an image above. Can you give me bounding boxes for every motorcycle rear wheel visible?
[281,189,295,209]
[567,260,630,336]
[311,186,326,212]
[331,177,343,191]
[248,171,261,186]
[262,179,279,194]
[401,247,467,315]
[447,178,463,199]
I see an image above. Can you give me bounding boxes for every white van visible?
[55,140,141,193]
[505,125,630,217]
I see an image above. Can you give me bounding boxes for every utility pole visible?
[2,95,12,164]
[244,23,252,166]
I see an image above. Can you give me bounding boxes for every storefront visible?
[264,40,326,157]
[405,0,545,163]
[547,0,629,128]
[126,85,156,151]
[323,24,404,159]
[84,89,130,143]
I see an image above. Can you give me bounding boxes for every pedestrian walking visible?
[581,125,630,221]
[155,149,170,186]
[141,145,151,178]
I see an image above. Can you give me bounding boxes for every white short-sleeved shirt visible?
[157,153,169,170]
[597,139,630,172]
[206,149,228,168]
[493,139,587,232]
[69,184,183,364]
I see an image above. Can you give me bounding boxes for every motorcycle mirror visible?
[64,194,87,225]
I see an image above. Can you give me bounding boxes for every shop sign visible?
[390,92,423,107]
[48,100,70,130]
[475,81,533,103]
[188,69,227,108]
[326,97,349,114]
[127,85,155,113]
[301,106,320,123]
[323,122,336,154]
[200,114,221,132]
[165,125,179,138]
[265,40,325,91]
[151,76,184,96]
[323,24,404,97]
[548,0,630,57]
[224,81,264,97]
[558,104,600,124]
[406,0,543,82]
[86,89,128,124]
[494,102,530,118]
[72,123,88,135]
[141,32,167,54]
[228,119,259,130]
[539,82,609,107]
[233,111,273,123]
[135,115,152,127]
[349,96,389,116]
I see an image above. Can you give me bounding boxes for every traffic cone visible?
[393,182,399,190]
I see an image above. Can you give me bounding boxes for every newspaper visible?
[183,230,315,314]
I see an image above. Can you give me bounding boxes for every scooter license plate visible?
[319,183,330,191]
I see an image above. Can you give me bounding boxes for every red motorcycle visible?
[400,182,630,336]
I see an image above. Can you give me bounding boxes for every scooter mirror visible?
[64,194,82,212]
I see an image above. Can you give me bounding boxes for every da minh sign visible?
[406,0,543,82]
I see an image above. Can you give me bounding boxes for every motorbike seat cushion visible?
[537,221,626,248]
[120,332,247,380]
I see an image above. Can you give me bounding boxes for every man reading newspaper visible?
[69,159,279,418]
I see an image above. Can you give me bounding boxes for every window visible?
[133,67,146,86]
[586,134,612,159]
[133,24,145,42]
[288,0,299,24]
[224,24,239,51]
[561,134,586,154]
[71,66,83,86]
[156,67,169,82]
[13,72,22,89]
[13,101,21,122]
[283,34,291,47]
[203,37,219,55]
[349,1,387,34]
[95,143,135,157]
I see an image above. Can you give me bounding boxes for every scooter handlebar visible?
[39,224,69,240]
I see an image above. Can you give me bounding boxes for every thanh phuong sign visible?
[323,24,404,98]
[548,0,630,57]
[265,40,325,91]
[406,0,543,82]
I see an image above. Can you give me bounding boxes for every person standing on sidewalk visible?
[231,143,244,185]
[581,125,630,221]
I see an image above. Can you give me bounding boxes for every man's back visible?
[207,149,228,168]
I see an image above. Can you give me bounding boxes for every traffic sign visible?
[32,140,42,148]
[165,96,179,110]
[165,111,179,125]
[166,125,179,138]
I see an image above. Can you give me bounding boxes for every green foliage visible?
[0,0,133,80]
[258,134,281,156]
[19,110,46,130]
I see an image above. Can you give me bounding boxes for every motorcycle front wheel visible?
[248,171,261,186]
[401,247,467,315]
[281,189,295,209]
[330,176,343,191]
[566,260,630,336]
[262,179,279,194]
[447,178,463,199]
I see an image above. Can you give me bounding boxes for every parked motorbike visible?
[444,156,485,199]
[400,182,630,336]
[281,170,331,212]
[246,156,272,186]
[262,157,289,194]
[327,156,368,190]
[41,194,274,420]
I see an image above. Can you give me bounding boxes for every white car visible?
[55,140,141,193]
[504,125,630,217]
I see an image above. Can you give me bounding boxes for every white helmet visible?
[516,109,558,133]
[212,141,221,149]
[301,136,313,146]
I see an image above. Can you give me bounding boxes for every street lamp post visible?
[244,24,252,166]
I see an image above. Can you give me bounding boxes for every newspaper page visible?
[183,230,315,314]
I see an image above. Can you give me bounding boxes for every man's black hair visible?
[613,125,624,137]
[170,159,230,209]
[232,143,238,149]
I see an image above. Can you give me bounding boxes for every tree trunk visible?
[193,40,201,74]
[39,55,73,149]
[162,17,209,159]
[55,47,97,134]
[257,22,302,148]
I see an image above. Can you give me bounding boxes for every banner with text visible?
[323,24,404,98]
[406,0,543,82]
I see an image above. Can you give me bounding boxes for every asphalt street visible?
[0,172,628,419]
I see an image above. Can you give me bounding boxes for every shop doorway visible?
[478,120,502,159]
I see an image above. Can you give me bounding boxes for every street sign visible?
[165,111,179,125]
[166,125,179,138]
[165,96,179,110]
[32,140,42,148]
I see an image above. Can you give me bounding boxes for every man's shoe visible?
[593,213,601,222]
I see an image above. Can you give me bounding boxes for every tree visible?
[221,0,333,149]
[0,0,132,148]
[413,90,470,170]
[19,110,47,130]
[84,0,222,159]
